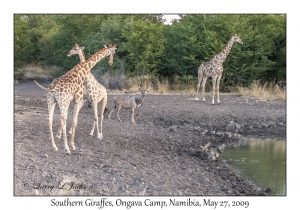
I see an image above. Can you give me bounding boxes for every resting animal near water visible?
[108,84,149,124]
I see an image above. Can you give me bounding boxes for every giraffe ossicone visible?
[34,43,117,154]
[195,34,243,104]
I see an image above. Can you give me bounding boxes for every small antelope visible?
[108,84,149,124]
[201,142,226,162]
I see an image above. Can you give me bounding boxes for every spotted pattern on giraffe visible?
[34,43,117,154]
[65,43,110,142]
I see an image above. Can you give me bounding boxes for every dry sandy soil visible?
[14,80,286,196]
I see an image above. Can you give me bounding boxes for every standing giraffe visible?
[34,43,117,154]
[66,43,108,141]
[195,34,243,104]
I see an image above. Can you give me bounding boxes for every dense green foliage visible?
[14,14,286,88]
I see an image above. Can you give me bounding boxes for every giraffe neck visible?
[78,50,86,63]
[82,48,110,72]
[214,38,235,64]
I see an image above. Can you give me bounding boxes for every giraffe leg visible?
[216,75,222,104]
[116,106,122,122]
[131,108,136,124]
[68,99,86,135]
[48,94,58,151]
[56,104,63,139]
[211,77,217,105]
[201,76,208,102]
[196,73,203,100]
[56,125,62,139]
[97,98,107,140]
[69,101,81,151]
[89,102,98,137]
[89,117,95,136]
[58,103,70,154]
[61,115,69,154]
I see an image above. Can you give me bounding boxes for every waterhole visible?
[220,138,286,195]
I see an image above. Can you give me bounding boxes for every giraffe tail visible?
[33,80,49,91]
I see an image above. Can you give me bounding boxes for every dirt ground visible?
[14,80,286,196]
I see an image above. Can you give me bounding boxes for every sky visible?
[162,14,181,24]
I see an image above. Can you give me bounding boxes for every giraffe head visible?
[104,43,117,66]
[232,34,243,44]
[67,43,85,57]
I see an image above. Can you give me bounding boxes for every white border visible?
[6,1,298,209]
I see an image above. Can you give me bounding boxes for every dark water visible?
[220,138,286,195]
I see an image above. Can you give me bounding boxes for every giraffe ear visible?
[104,45,107,48]
[80,47,85,50]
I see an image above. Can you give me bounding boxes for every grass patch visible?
[237,81,286,102]
[15,63,65,81]
[24,63,58,76]
[19,64,286,101]
[126,74,198,95]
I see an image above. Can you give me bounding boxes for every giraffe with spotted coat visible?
[34,43,117,154]
[195,34,243,104]
[66,43,108,141]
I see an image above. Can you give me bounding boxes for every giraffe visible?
[65,43,108,141]
[195,34,243,104]
[34,43,117,154]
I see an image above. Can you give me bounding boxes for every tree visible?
[122,19,165,76]
[14,14,285,87]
